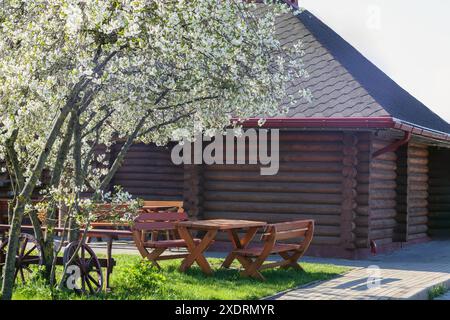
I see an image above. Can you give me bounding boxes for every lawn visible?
[12,255,349,300]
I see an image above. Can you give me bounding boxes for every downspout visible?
[372,131,412,158]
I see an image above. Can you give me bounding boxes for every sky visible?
[300,0,450,122]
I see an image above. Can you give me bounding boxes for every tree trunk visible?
[1,90,78,299]
[69,111,83,242]
[1,199,26,300]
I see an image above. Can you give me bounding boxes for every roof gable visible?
[277,8,450,134]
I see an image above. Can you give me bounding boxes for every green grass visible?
[428,284,447,300]
[12,254,349,300]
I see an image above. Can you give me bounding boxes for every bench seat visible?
[143,238,201,249]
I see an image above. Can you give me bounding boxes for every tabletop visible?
[175,219,267,231]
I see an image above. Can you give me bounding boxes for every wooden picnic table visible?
[175,219,267,275]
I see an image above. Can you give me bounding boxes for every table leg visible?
[106,237,113,291]
[178,227,217,275]
[222,227,259,269]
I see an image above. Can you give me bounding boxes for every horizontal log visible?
[355,238,369,248]
[279,132,344,142]
[407,207,429,217]
[204,181,343,194]
[206,162,344,173]
[203,201,342,215]
[114,173,183,182]
[356,184,370,194]
[370,209,397,219]
[370,160,397,171]
[117,166,183,174]
[278,142,343,152]
[407,173,429,183]
[354,227,368,237]
[121,158,182,167]
[121,187,182,197]
[203,191,343,205]
[203,211,342,225]
[203,171,344,183]
[354,213,369,224]
[406,199,428,208]
[370,181,397,190]
[121,151,173,160]
[370,170,397,182]
[407,233,428,241]
[356,162,370,173]
[400,183,428,192]
[408,158,428,166]
[370,199,396,210]
[369,189,397,200]
[370,228,394,240]
[311,236,342,246]
[409,217,428,227]
[372,152,397,162]
[408,147,429,158]
[372,139,394,150]
[356,194,369,204]
[408,225,427,235]
[371,218,397,229]
[355,206,369,216]
[279,152,344,162]
[406,191,429,199]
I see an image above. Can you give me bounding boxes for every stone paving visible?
[272,240,450,300]
[89,239,450,300]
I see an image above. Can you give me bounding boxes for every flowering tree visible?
[0,0,309,299]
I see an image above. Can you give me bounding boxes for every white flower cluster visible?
[0,0,308,201]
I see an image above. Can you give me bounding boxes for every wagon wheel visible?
[63,241,103,294]
[0,233,43,284]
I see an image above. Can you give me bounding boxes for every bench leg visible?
[279,251,304,271]
[146,248,166,269]
[222,227,259,269]
[239,255,269,281]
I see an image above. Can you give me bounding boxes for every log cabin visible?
[106,6,450,259]
[2,4,450,258]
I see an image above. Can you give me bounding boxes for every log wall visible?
[428,148,450,237]
[0,160,11,223]
[110,143,183,201]
[368,137,398,246]
[406,143,429,241]
[394,145,408,242]
[355,133,371,248]
[0,160,11,199]
[202,131,362,248]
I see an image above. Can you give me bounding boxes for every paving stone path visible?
[272,240,450,300]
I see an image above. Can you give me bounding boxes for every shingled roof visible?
[274,7,450,135]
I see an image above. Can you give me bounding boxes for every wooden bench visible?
[88,201,184,241]
[132,212,199,268]
[232,220,314,280]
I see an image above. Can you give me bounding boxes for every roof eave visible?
[239,117,450,144]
